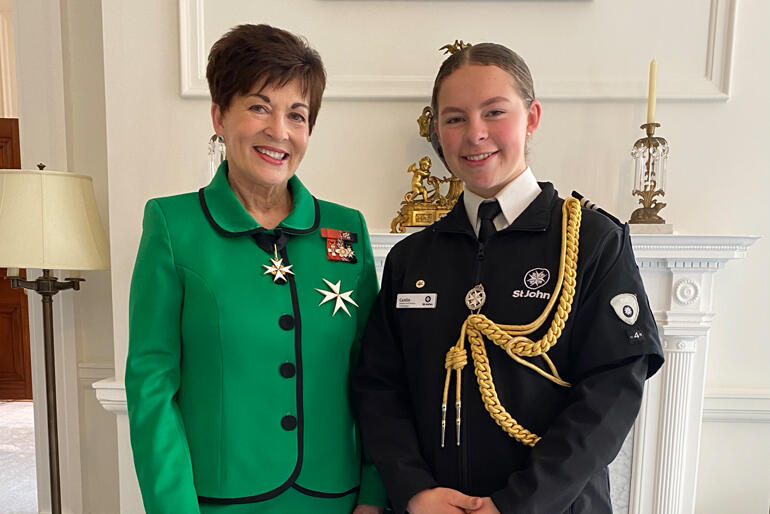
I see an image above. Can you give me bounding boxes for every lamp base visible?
[7,270,83,514]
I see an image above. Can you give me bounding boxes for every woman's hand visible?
[407,487,482,514]
[467,497,501,513]
[353,505,385,514]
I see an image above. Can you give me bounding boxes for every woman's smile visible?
[434,64,541,198]
[462,150,499,164]
[254,145,290,164]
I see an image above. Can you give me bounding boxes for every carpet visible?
[0,401,38,514]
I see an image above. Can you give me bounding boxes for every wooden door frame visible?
[1,118,32,401]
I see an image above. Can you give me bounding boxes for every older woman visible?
[125,24,385,514]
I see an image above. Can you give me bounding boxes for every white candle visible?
[647,59,657,124]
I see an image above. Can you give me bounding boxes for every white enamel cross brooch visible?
[263,244,294,284]
[315,278,358,316]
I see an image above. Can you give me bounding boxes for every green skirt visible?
[199,487,357,513]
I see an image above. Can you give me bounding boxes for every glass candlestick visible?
[630,122,669,224]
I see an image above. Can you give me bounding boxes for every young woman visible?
[126,25,386,514]
[353,43,664,514]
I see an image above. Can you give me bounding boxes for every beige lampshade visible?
[0,169,110,270]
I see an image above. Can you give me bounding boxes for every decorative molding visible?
[94,381,770,423]
[630,235,759,255]
[705,0,738,97]
[77,362,114,383]
[0,9,17,117]
[92,378,127,414]
[703,390,770,423]
[653,311,716,327]
[178,0,205,99]
[674,279,700,305]
[653,349,696,513]
[661,337,698,353]
[637,260,724,271]
[371,233,760,284]
[178,0,736,101]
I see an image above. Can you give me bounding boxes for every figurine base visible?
[629,223,674,234]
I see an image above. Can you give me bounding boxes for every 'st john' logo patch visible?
[524,268,550,290]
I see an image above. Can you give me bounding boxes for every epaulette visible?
[571,191,622,227]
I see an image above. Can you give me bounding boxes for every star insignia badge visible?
[263,257,294,283]
[315,278,358,316]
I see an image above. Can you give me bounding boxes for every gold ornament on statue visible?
[440,40,472,55]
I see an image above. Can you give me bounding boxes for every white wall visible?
[13,0,769,512]
[100,1,769,512]
[59,0,120,510]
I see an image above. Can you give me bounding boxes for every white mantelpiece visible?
[370,233,758,514]
[94,234,758,514]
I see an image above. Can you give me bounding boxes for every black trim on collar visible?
[198,188,321,237]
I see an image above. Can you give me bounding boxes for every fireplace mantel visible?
[95,233,757,514]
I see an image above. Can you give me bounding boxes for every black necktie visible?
[477,200,501,244]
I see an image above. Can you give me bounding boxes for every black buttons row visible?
[280,363,296,378]
[281,415,297,431]
[279,314,295,330]
[277,312,297,431]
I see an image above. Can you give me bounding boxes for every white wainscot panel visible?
[179,0,736,101]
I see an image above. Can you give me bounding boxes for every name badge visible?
[396,293,438,309]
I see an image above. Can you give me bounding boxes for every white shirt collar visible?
[463,167,542,236]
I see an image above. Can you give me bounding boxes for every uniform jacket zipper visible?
[461,238,488,491]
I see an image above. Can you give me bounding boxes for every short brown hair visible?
[430,43,535,116]
[207,24,326,133]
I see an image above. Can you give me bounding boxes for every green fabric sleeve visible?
[352,212,388,508]
[125,200,201,514]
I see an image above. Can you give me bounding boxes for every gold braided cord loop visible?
[444,346,468,369]
[468,328,541,446]
[441,197,582,447]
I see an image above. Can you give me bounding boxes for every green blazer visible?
[126,162,386,513]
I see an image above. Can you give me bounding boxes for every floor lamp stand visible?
[9,269,84,514]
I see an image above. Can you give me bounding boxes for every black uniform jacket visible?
[353,183,664,514]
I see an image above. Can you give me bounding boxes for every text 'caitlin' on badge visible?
[396,293,438,309]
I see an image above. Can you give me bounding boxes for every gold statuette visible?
[390,155,463,232]
[390,41,474,233]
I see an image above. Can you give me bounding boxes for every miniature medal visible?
[315,278,358,316]
[321,228,357,263]
[263,244,294,284]
[465,284,486,312]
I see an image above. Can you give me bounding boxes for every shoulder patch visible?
[610,293,639,325]
[571,191,622,226]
